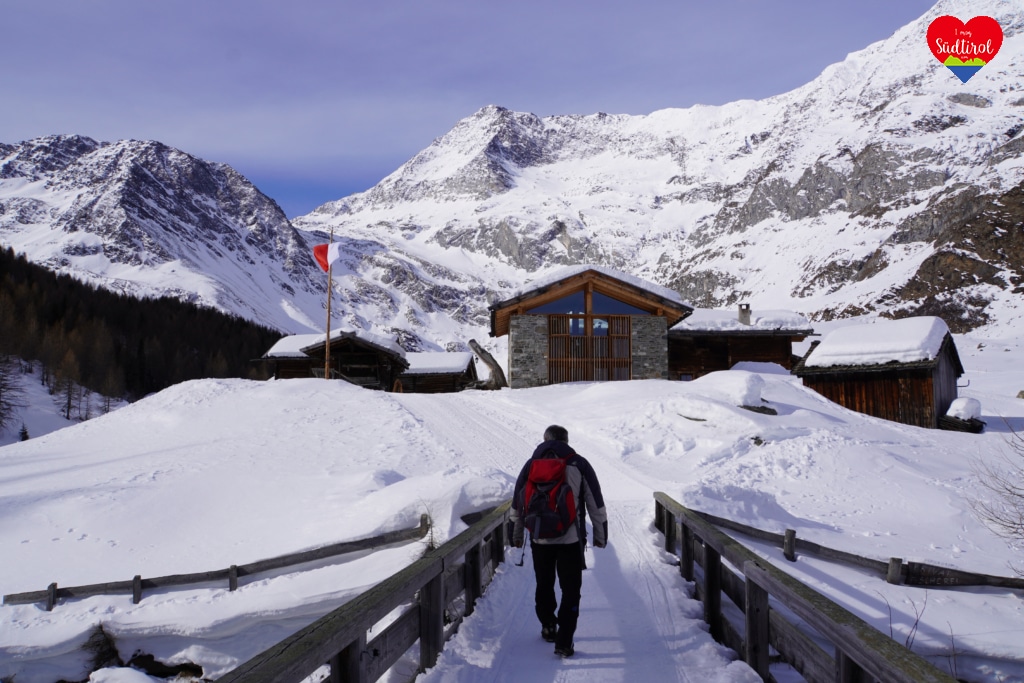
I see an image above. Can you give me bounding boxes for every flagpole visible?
[324,228,333,380]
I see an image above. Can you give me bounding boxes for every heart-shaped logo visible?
[927,15,1003,83]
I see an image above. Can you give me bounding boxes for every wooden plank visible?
[680,524,694,582]
[330,632,366,683]
[219,556,442,683]
[4,517,432,608]
[664,506,676,554]
[464,543,482,617]
[837,650,866,683]
[745,579,770,678]
[704,547,723,641]
[720,561,746,613]
[904,561,1024,589]
[768,608,834,683]
[419,573,445,672]
[365,606,420,682]
[238,515,430,577]
[443,564,466,610]
[743,561,957,683]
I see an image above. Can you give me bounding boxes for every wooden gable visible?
[489,268,691,337]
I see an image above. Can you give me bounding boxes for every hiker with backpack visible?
[511,424,607,658]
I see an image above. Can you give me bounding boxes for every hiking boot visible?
[554,643,574,658]
[541,625,557,642]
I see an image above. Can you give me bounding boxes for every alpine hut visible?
[397,352,479,393]
[668,305,815,380]
[262,329,409,391]
[792,316,964,429]
[489,266,693,388]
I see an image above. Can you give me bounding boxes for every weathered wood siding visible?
[669,335,796,380]
[802,368,937,428]
[273,358,315,379]
[398,370,476,394]
[933,345,960,420]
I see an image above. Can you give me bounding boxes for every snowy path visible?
[393,392,760,683]
[416,501,758,683]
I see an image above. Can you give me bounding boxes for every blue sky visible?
[3,0,937,217]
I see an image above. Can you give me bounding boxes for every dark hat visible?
[543,425,569,443]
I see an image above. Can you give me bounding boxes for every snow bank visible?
[947,397,981,420]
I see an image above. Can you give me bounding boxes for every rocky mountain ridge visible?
[0,135,326,333]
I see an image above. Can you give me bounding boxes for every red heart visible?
[927,15,1003,67]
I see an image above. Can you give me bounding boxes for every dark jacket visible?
[511,440,608,547]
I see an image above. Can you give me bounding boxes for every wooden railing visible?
[654,492,958,683]
[218,501,512,683]
[4,515,430,610]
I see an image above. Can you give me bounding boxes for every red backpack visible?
[521,454,577,539]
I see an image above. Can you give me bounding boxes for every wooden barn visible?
[489,266,693,388]
[668,305,814,380]
[397,352,479,393]
[262,329,409,391]
[792,317,964,429]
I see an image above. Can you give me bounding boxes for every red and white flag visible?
[312,243,342,272]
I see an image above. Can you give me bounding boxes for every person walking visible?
[511,424,607,658]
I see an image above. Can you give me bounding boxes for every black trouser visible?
[531,540,583,649]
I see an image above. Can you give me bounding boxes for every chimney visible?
[738,303,751,325]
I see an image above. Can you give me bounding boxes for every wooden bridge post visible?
[330,632,367,683]
[464,542,482,617]
[133,575,142,604]
[744,565,770,679]
[664,508,677,555]
[680,525,694,582]
[837,650,866,682]
[886,557,903,585]
[46,583,57,611]
[491,522,506,567]
[783,529,796,562]
[419,573,445,671]
[704,545,723,641]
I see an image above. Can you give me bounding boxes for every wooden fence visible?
[692,508,1024,590]
[654,492,958,683]
[3,515,431,611]
[217,501,511,683]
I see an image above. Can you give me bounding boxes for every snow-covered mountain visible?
[295,0,1024,339]
[0,136,326,333]
[2,0,1023,356]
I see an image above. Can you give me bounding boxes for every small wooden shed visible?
[792,317,964,429]
[489,265,692,388]
[262,329,409,391]
[668,305,814,380]
[397,352,479,393]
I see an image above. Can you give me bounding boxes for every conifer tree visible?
[0,354,28,434]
